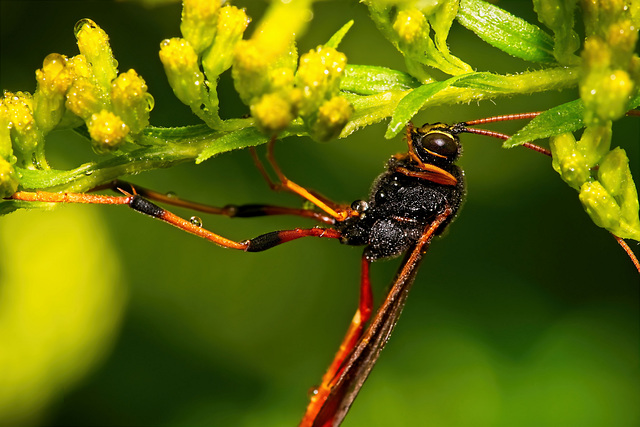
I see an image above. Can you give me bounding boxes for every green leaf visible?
[385,76,466,138]
[385,68,580,139]
[324,20,354,49]
[341,65,420,95]
[532,0,580,64]
[428,0,472,72]
[504,99,585,147]
[196,127,270,164]
[385,72,510,138]
[457,0,556,63]
[506,93,640,147]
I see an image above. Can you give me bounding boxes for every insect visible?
[7,112,639,426]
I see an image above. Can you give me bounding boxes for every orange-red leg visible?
[96,180,336,225]
[300,255,373,427]
[9,191,342,251]
[250,138,358,222]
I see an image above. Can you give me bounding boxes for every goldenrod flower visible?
[0,102,12,162]
[251,93,294,134]
[2,91,45,168]
[581,70,633,122]
[0,157,18,198]
[87,110,129,153]
[312,96,354,142]
[295,47,347,118]
[393,9,427,44]
[33,53,74,133]
[111,69,153,134]
[202,5,251,79]
[232,39,274,105]
[74,19,118,94]
[550,133,590,190]
[159,37,206,109]
[65,77,105,120]
[180,0,220,54]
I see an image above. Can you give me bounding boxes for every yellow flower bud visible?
[181,0,221,54]
[232,39,273,104]
[581,70,633,123]
[579,181,621,231]
[65,77,105,120]
[3,91,44,166]
[159,37,206,107]
[607,20,638,57]
[202,5,251,78]
[67,54,92,80]
[88,110,129,153]
[251,93,294,134]
[231,0,309,108]
[549,133,590,190]
[577,124,612,167]
[599,148,640,238]
[218,5,251,37]
[33,53,74,133]
[74,19,118,92]
[393,9,427,44]
[270,67,295,92]
[111,69,153,134]
[0,156,19,198]
[35,54,73,97]
[311,96,353,141]
[0,101,14,161]
[582,37,611,70]
[296,47,347,118]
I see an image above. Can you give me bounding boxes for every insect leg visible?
[9,191,342,251]
[300,255,373,427]
[99,180,336,225]
[250,137,357,222]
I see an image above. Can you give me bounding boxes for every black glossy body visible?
[337,155,465,261]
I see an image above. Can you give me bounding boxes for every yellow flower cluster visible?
[162,0,352,140]
[160,3,250,130]
[580,7,639,125]
[0,17,153,181]
[552,0,640,240]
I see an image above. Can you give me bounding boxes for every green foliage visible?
[1,2,639,426]
[457,0,556,63]
[1,0,639,242]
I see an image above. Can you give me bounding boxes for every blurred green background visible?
[1,1,638,426]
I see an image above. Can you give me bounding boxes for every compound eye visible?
[421,131,459,160]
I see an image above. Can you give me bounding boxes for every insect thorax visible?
[337,157,465,261]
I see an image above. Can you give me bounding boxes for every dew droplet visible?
[307,386,319,397]
[43,53,67,68]
[144,93,155,111]
[74,18,97,38]
[166,191,177,199]
[190,216,203,227]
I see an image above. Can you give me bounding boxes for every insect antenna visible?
[456,112,551,156]
[455,111,639,274]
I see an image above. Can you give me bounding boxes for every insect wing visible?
[311,208,453,426]
[321,248,425,426]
